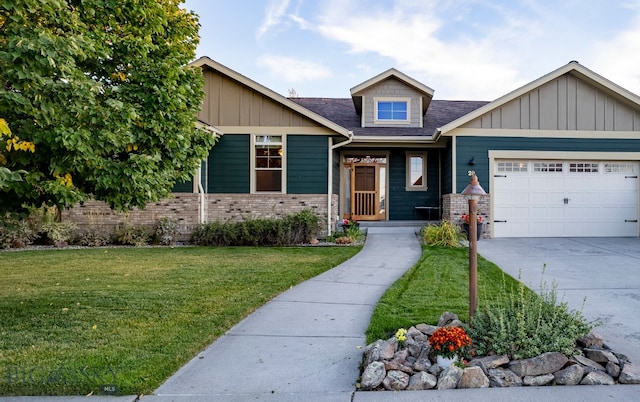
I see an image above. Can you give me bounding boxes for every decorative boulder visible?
[361,361,386,390]
[508,352,568,377]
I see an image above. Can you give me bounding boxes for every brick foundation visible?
[442,193,491,238]
[62,193,338,240]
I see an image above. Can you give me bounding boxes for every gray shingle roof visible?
[290,98,489,137]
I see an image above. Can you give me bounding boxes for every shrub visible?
[39,221,77,246]
[0,213,37,248]
[153,217,180,246]
[421,220,464,247]
[74,226,111,247]
[112,223,151,246]
[190,210,320,246]
[469,268,597,360]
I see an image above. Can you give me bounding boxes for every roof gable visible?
[350,68,434,115]
[190,57,351,138]
[438,61,640,135]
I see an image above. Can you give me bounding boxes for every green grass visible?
[365,245,526,343]
[0,246,361,396]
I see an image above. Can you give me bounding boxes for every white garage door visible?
[493,160,639,237]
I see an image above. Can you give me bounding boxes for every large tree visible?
[0,0,215,214]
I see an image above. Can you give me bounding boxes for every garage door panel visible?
[494,160,639,237]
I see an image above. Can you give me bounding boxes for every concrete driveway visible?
[478,237,640,364]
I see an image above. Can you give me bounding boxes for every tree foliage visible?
[0,0,215,213]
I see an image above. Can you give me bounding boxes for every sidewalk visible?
[147,226,423,401]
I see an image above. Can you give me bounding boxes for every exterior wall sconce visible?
[468,157,475,166]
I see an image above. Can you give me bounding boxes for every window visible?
[604,163,635,174]
[569,162,599,173]
[497,161,528,172]
[533,162,563,173]
[406,152,427,191]
[254,135,283,192]
[375,98,410,122]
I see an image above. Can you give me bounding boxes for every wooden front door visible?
[344,160,386,221]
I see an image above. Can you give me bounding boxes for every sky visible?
[182,0,640,101]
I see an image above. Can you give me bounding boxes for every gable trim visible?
[437,61,640,136]
[191,57,352,139]
[447,128,640,139]
[350,68,435,97]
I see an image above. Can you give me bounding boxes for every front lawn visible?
[0,246,361,396]
[366,245,526,343]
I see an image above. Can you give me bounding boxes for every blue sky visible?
[183,0,640,101]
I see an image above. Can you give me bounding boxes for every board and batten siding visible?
[463,74,640,131]
[287,135,328,194]
[357,78,423,128]
[388,149,440,220]
[199,68,321,128]
[208,134,250,193]
[455,136,640,193]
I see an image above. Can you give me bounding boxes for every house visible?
[64,57,640,238]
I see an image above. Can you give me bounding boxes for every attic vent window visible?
[375,99,409,122]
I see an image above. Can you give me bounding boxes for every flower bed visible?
[359,312,640,391]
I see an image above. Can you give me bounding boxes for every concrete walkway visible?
[148,226,423,401]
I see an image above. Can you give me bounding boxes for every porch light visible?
[461,171,486,322]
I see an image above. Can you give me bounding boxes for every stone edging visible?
[359,315,640,391]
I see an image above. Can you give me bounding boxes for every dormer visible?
[350,68,434,128]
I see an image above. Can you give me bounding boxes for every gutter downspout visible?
[198,166,205,224]
[327,132,354,235]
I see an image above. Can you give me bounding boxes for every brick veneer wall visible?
[442,193,491,238]
[62,193,337,241]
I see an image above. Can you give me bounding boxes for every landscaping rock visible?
[508,352,568,376]
[415,323,437,335]
[471,354,509,370]
[523,374,554,386]
[413,358,432,372]
[572,355,605,371]
[584,348,618,365]
[406,371,437,390]
[364,339,395,365]
[580,371,615,385]
[360,316,636,393]
[458,366,489,388]
[606,362,621,378]
[361,361,386,390]
[554,364,584,385]
[383,370,410,390]
[577,332,605,348]
[619,363,640,384]
[437,366,463,390]
[487,368,523,387]
[437,312,459,327]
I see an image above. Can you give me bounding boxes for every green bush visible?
[38,221,77,246]
[469,268,597,360]
[112,223,151,246]
[421,220,464,247]
[74,226,111,247]
[153,217,180,246]
[0,213,38,248]
[190,210,320,246]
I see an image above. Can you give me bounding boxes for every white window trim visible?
[405,151,427,191]
[250,134,286,194]
[374,97,411,125]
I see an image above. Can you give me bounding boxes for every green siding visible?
[287,135,329,194]
[442,142,453,195]
[332,148,341,195]
[388,149,440,220]
[455,136,640,193]
[172,179,192,193]
[208,134,250,193]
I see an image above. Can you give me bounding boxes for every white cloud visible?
[257,0,291,38]
[258,55,332,83]
[315,0,528,99]
[591,4,640,96]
